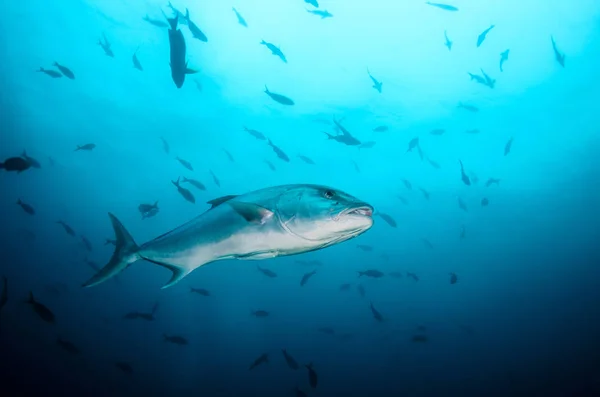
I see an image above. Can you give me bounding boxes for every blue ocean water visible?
[1,0,600,396]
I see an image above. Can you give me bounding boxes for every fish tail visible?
[167,15,178,30]
[27,291,35,304]
[264,85,269,93]
[53,61,59,67]
[82,213,140,288]
[74,146,80,151]
[172,177,180,187]
[153,201,159,208]
[357,271,364,277]
[16,199,21,205]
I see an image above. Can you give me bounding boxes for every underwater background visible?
[1,0,600,396]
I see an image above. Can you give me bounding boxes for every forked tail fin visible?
[82,213,140,288]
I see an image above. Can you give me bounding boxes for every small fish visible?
[57,337,80,354]
[163,334,188,345]
[412,334,429,343]
[232,7,248,27]
[249,353,269,370]
[21,151,40,168]
[460,225,466,239]
[481,197,489,207]
[16,199,35,215]
[318,327,335,335]
[485,178,500,187]
[193,79,202,92]
[251,310,270,318]
[375,213,397,228]
[265,160,276,171]
[210,169,221,187]
[367,68,382,93]
[27,292,55,323]
[359,141,376,149]
[264,86,294,105]
[56,221,75,236]
[115,362,133,375]
[352,160,360,173]
[480,69,496,88]
[427,159,441,169]
[243,126,266,140]
[172,177,195,204]
[457,102,479,112]
[181,177,206,191]
[425,2,459,12]
[406,272,419,281]
[444,30,453,50]
[176,157,193,171]
[357,284,366,297]
[465,129,480,134]
[222,149,235,163]
[458,160,471,186]
[300,270,317,286]
[406,137,420,153]
[339,283,351,291]
[419,187,430,200]
[298,155,315,165]
[356,244,373,252]
[190,287,210,296]
[75,143,96,151]
[306,363,318,389]
[132,48,143,71]
[185,8,208,42]
[293,386,308,397]
[160,137,170,154]
[430,128,445,136]
[81,235,93,251]
[504,137,514,156]
[449,272,458,284]
[397,195,409,205]
[373,125,388,132]
[421,238,434,249]
[166,1,188,25]
[37,68,62,78]
[499,49,509,72]
[458,197,468,212]
[257,265,277,278]
[307,9,333,19]
[476,25,495,47]
[282,349,300,370]
[358,269,384,278]
[260,40,287,63]
[143,14,169,28]
[53,62,75,79]
[369,301,384,322]
[305,0,319,7]
[551,36,565,67]
[389,271,403,279]
[98,33,114,57]
[268,139,290,162]
[401,179,412,190]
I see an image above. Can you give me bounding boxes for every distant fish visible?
[282,349,300,370]
[210,169,221,187]
[54,62,75,79]
[427,159,441,169]
[27,292,55,323]
[551,36,565,67]
[306,363,318,389]
[268,139,290,162]
[412,334,428,343]
[193,79,202,92]
[458,197,468,212]
[232,7,248,27]
[351,160,360,173]
[190,287,210,296]
[115,361,133,375]
[300,270,317,286]
[476,25,495,47]
[421,238,434,249]
[166,1,188,25]
[465,129,480,134]
[481,197,489,207]
[444,30,453,50]
[139,201,159,219]
[37,67,62,78]
[264,86,294,105]
[460,224,466,240]
[57,337,80,354]
[167,14,197,88]
[369,301,384,322]
[401,179,412,190]
[249,353,269,370]
[373,125,388,132]
[298,155,315,165]
[81,235,93,251]
[56,221,75,236]
[260,40,287,63]
[163,334,188,345]
[307,9,333,19]
[172,177,195,204]
[143,14,168,28]
[264,160,276,171]
[457,102,479,112]
[75,143,96,151]
[182,177,206,191]
[257,265,277,278]
[16,199,35,215]
[406,272,419,281]
[367,68,382,93]
[305,0,319,8]
[176,157,193,171]
[356,244,373,252]
[449,272,458,284]
[430,128,445,136]
[243,126,266,140]
[499,49,509,72]
[485,177,500,187]
[419,187,430,200]
[339,283,351,291]
[504,137,514,156]
[357,284,366,297]
[160,137,170,154]
[425,2,459,12]
[184,8,208,42]
[223,148,235,163]
[458,160,471,186]
[98,33,114,57]
[132,47,143,71]
[251,310,270,318]
[375,212,397,228]
[358,269,384,278]
[406,137,420,153]
[21,151,41,168]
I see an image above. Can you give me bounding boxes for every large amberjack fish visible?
[83,184,374,289]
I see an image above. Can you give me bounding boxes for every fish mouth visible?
[345,205,373,217]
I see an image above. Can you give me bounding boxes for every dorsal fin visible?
[207,195,238,209]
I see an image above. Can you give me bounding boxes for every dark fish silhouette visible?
[132,47,143,71]
[143,14,168,28]
[190,287,210,296]
[268,139,290,162]
[16,199,35,215]
[75,143,95,151]
[243,126,266,140]
[298,155,315,165]
[232,7,248,27]
[27,292,55,323]
[167,16,197,88]
[57,221,75,236]
[249,353,269,370]
[358,269,384,278]
[264,86,294,105]
[444,30,452,50]
[172,177,195,203]
[499,49,509,72]
[37,68,62,78]
[251,310,269,318]
[223,149,235,162]
[282,349,300,370]
[257,265,277,278]
[306,363,318,389]
[260,40,287,63]
[98,33,114,57]
[476,25,495,47]
[449,272,458,284]
[375,212,396,227]
[367,68,382,93]
[182,177,206,191]
[458,160,471,186]
[481,197,489,207]
[1,156,31,172]
[160,137,170,154]
[425,2,458,12]
[458,197,468,212]
[184,8,208,42]
[369,301,384,322]
[300,270,317,286]
[115,361,133,375]
[54,62,75,79]
[176,157,193,171]
[163,334,188,345]
[57,337,80,354]
[504,137,514,156]
[551,36,565,67]
[210,170,221,187]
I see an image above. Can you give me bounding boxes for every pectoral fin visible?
[185,68,197,74]
[228,202,274,224]
[207,195,238,209]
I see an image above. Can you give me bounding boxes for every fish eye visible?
[323,190,335,199]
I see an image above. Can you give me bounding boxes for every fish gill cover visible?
[0,0,600,396]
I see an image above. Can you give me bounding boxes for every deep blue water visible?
[1,0,600,396]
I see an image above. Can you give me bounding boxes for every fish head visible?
[276,185,373,247]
